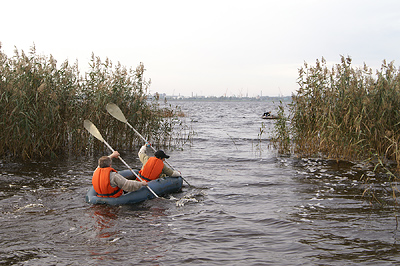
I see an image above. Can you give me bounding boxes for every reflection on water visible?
[1,101,400,265]
[91,205,120,239]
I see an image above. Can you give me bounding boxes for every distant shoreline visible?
[160,95,293,102]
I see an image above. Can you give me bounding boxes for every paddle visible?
[83,119,159,198]
[106,103,192,187]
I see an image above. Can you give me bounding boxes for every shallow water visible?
[1,100,400,265]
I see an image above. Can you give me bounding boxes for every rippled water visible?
[1,100,400,265]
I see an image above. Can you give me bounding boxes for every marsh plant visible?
[271,101,290,154]
[291,56,400,166]
[153,102,195,149]
[0,44,185,159]
[273,56,400,190]
[270,56,400,205]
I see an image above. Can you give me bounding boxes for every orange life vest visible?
[138,157,164,182]
[92,167,123,198]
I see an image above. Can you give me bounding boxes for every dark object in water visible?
[262,112,279,119]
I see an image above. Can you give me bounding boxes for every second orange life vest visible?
[138,157,164,182]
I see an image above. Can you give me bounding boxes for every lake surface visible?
[1,100,399,265]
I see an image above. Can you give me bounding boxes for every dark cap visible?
[154,150,170,159]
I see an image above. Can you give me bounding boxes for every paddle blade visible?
[83,120,104,142]
[106,103,128,123]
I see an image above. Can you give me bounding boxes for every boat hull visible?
[85,169,183,205]
[261,115,279,119]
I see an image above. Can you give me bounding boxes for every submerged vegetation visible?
[0,44,189,160]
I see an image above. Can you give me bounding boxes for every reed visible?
[275,56,400,171]
[271,101,290,154]
[156,102,195,148]
[0,44,184,159]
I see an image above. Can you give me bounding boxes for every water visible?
[1,100,400,265]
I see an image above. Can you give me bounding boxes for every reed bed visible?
[271,101,290,154]
[274,56,400,171]
[0,44,184,159]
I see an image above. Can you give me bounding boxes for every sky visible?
[1,0,400,97]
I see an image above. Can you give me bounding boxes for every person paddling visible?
[92,151,147,198]
[137,143,181,182]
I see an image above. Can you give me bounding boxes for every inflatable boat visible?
[85,169,183,205]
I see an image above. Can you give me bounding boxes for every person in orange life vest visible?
[137,144,181,182]
[92,151,147,198]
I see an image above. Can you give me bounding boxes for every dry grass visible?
[0,44,184,159]
[287,56,400,169]
[271,56,400,204]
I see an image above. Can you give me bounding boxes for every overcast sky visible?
[1,0,400,97]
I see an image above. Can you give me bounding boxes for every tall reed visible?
[271,101,290,154]
[277,56,400,171]
[0,44,182,159]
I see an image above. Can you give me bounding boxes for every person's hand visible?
[141,181,148,186]
[109,151,120,158]
[139,145,147,154]
[171,170,181,177]
[145,141,151,147]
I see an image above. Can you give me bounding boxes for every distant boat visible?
[261,112,279,119]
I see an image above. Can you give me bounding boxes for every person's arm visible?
[162,164,181,177]
[138,145,150,165]
[110,172,147,192]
